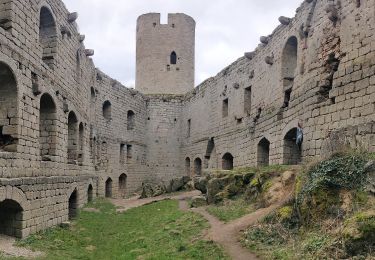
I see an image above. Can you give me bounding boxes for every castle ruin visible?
[0,0,374,238]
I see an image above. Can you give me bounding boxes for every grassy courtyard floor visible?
[13,199,228,260]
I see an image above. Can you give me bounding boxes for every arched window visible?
[281,36,298,108]
[39,7,57,67]
[105,178,113,198]
[103,101,112,120]
[185,157,191,176]
[67,111,78,164]
[170,51,177,65]
[39,93,57,160]
[222,153,234,170]
[0,62,18,152]
[68,189,78,220]
[194,158,202,176]
[257,138,270,166]
[283,128,302,165]
[0,199,23,238]
[127,110,135,130]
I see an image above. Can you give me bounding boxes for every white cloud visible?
[63,0,302,87]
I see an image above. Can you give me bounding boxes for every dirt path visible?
[111,190,201,212]
[0,235,43,259]
[112,190,291,260]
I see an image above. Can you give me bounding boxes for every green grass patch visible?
[17,199,228,260]
[207,198,254,222]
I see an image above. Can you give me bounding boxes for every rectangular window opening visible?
[222,98,229,118]
[244,86,252,115]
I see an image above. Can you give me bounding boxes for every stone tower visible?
[136,13,195,95]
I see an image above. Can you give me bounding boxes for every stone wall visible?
[0,0,374,238]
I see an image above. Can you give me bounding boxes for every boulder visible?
[207,176,232,204]
[190,196,207,208]
[167,176,191,193]
[140,183,166,198]
[194,176,208,194]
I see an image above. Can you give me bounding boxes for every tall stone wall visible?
[0,0,150,238]
[180,0,375,174]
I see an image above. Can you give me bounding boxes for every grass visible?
[14,199,228,260]
[207,197,254,223]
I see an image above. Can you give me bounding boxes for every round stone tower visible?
[136,13,195,95]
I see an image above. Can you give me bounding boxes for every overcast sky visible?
[63,0,302,87]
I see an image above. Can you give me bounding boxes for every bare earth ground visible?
[0,235,44,258]
[0,189,290,259]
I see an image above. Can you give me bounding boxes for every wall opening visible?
[78,123,84,165]
[127,145,133,162]
[68,189,78,220]
[0,199,23,238]
[105,178,113,198]
[257,138,270,166]
[244,86,252,115]
[39,7,57,67]
[204,138,217,169]
[222,98,229,118]
[120,143,126,164]
[119,174,127,198]
[281,36,298,88]
[282,88,292,108]
[67,111,78,164]
[283,128,301,165]
[194,158,202,176]
[102,101,111,120]
[39,93,57,160]
[170,51,177,65]
[127,110,135,130]
[187,119,191,137]
[0,62,18,152]
[222,153,234,170]
[100,141,108,169]
[87,184,93,203]
[185,157,191,176]
[0,0,13,30]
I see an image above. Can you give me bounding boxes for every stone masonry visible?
[0,0,374,238]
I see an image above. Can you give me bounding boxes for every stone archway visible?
[118,174,127,198]
[69,189,78,220]
[0,199,23,238]
[222,153,234,170]
[105,178,113,198]
[257,138,270,166]
[283,128,301,165]
[87,184,93,203]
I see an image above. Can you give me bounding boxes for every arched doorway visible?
[222,153,234,170]
[0,199,23,238]
[87,184,93,203]
[283,128,301,165]
[194,158,202,176]
[105,178,113,198]
[119,174,127,198]
[257,138,270,166]
[281,36,298,108]
[69,189,78,220]
[185,157,191,176]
